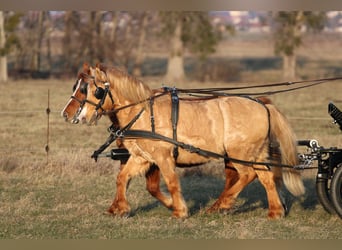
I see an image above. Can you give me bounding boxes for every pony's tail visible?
[267,104,305,197]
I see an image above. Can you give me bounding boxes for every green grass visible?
[1,170,341,239]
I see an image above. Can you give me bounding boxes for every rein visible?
[177,76,342,94]
[99,76,342,116]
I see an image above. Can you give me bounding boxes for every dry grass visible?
[1,34,342,239]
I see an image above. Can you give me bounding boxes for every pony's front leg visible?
[145,164,173,209]
[108,157,150,217]
[155,155,188,218]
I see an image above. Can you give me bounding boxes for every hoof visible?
[267,210,285,219]
[107,206,130,217]
[172,208,189,219]
[207,201,233,214]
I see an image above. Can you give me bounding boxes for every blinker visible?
[94,82,110,100]
[94,86,105,100]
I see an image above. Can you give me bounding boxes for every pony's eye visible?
[80,82,88,95]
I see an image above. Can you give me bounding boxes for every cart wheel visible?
[316,177,336,214]
[331,166,342,218]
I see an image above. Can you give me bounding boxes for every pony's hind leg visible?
[254,143,286,219]
[255,168,285,219]
[145,164,173,208]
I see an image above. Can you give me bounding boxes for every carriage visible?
[61,63,342,219]
[296,102,342,218]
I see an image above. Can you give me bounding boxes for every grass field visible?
[1,34,342,239]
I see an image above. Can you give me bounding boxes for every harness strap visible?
[91,125,119,162]
[115,108,145,138]
[149,97,155,133]
[121,129,295,170]
[170,87,180,160]
[91,109,144,161]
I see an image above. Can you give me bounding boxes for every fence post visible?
[45,89,50,165]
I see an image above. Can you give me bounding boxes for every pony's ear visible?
[97,63,107,72]
[95,67,107,81]
[89,66,96,76]
[82,62,90,74]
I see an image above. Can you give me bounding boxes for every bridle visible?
[81,76,115,121]
[69,75,115,123]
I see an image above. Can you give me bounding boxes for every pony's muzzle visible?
[62,111,70,122]
[71,117,80,124]
[88,110,100,125]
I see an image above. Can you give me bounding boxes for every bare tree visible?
[0,11,21,82]
[160,11,220,83]
[166,15,184,82]
[132,12,149,76]
[272,11,326,80]
[31,11,45,71]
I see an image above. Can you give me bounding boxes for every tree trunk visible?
[165,16,185,83]
[93,11,104,63]
[31,11,44,71]
[0,11,7,82]
[110,11,118,43]
[122,16,133,68]
[282,53,296,80]
[281,11,303,81]
[132,13,148,77]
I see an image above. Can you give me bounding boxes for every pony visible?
[61,63,254,217]
[73,65,305,219]
[61,63,175,212]
[62,63,254,216]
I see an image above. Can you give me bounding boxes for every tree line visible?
[0,11,327,83]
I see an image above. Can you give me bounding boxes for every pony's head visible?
[77,65,152,125]
[61,63,93,123]
[77,66,115,125]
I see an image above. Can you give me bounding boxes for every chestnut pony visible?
[61,63,175,211]
[73,65,304,219]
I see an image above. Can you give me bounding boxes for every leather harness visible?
[89,88,298,170]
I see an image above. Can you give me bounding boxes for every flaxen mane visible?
[105,67,153,103]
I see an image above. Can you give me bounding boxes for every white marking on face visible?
[61,79,82,118]
[77,105,89,124]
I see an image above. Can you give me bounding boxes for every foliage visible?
[272,11,326,56]
[0,12,22,56]
[159,11,222,60]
